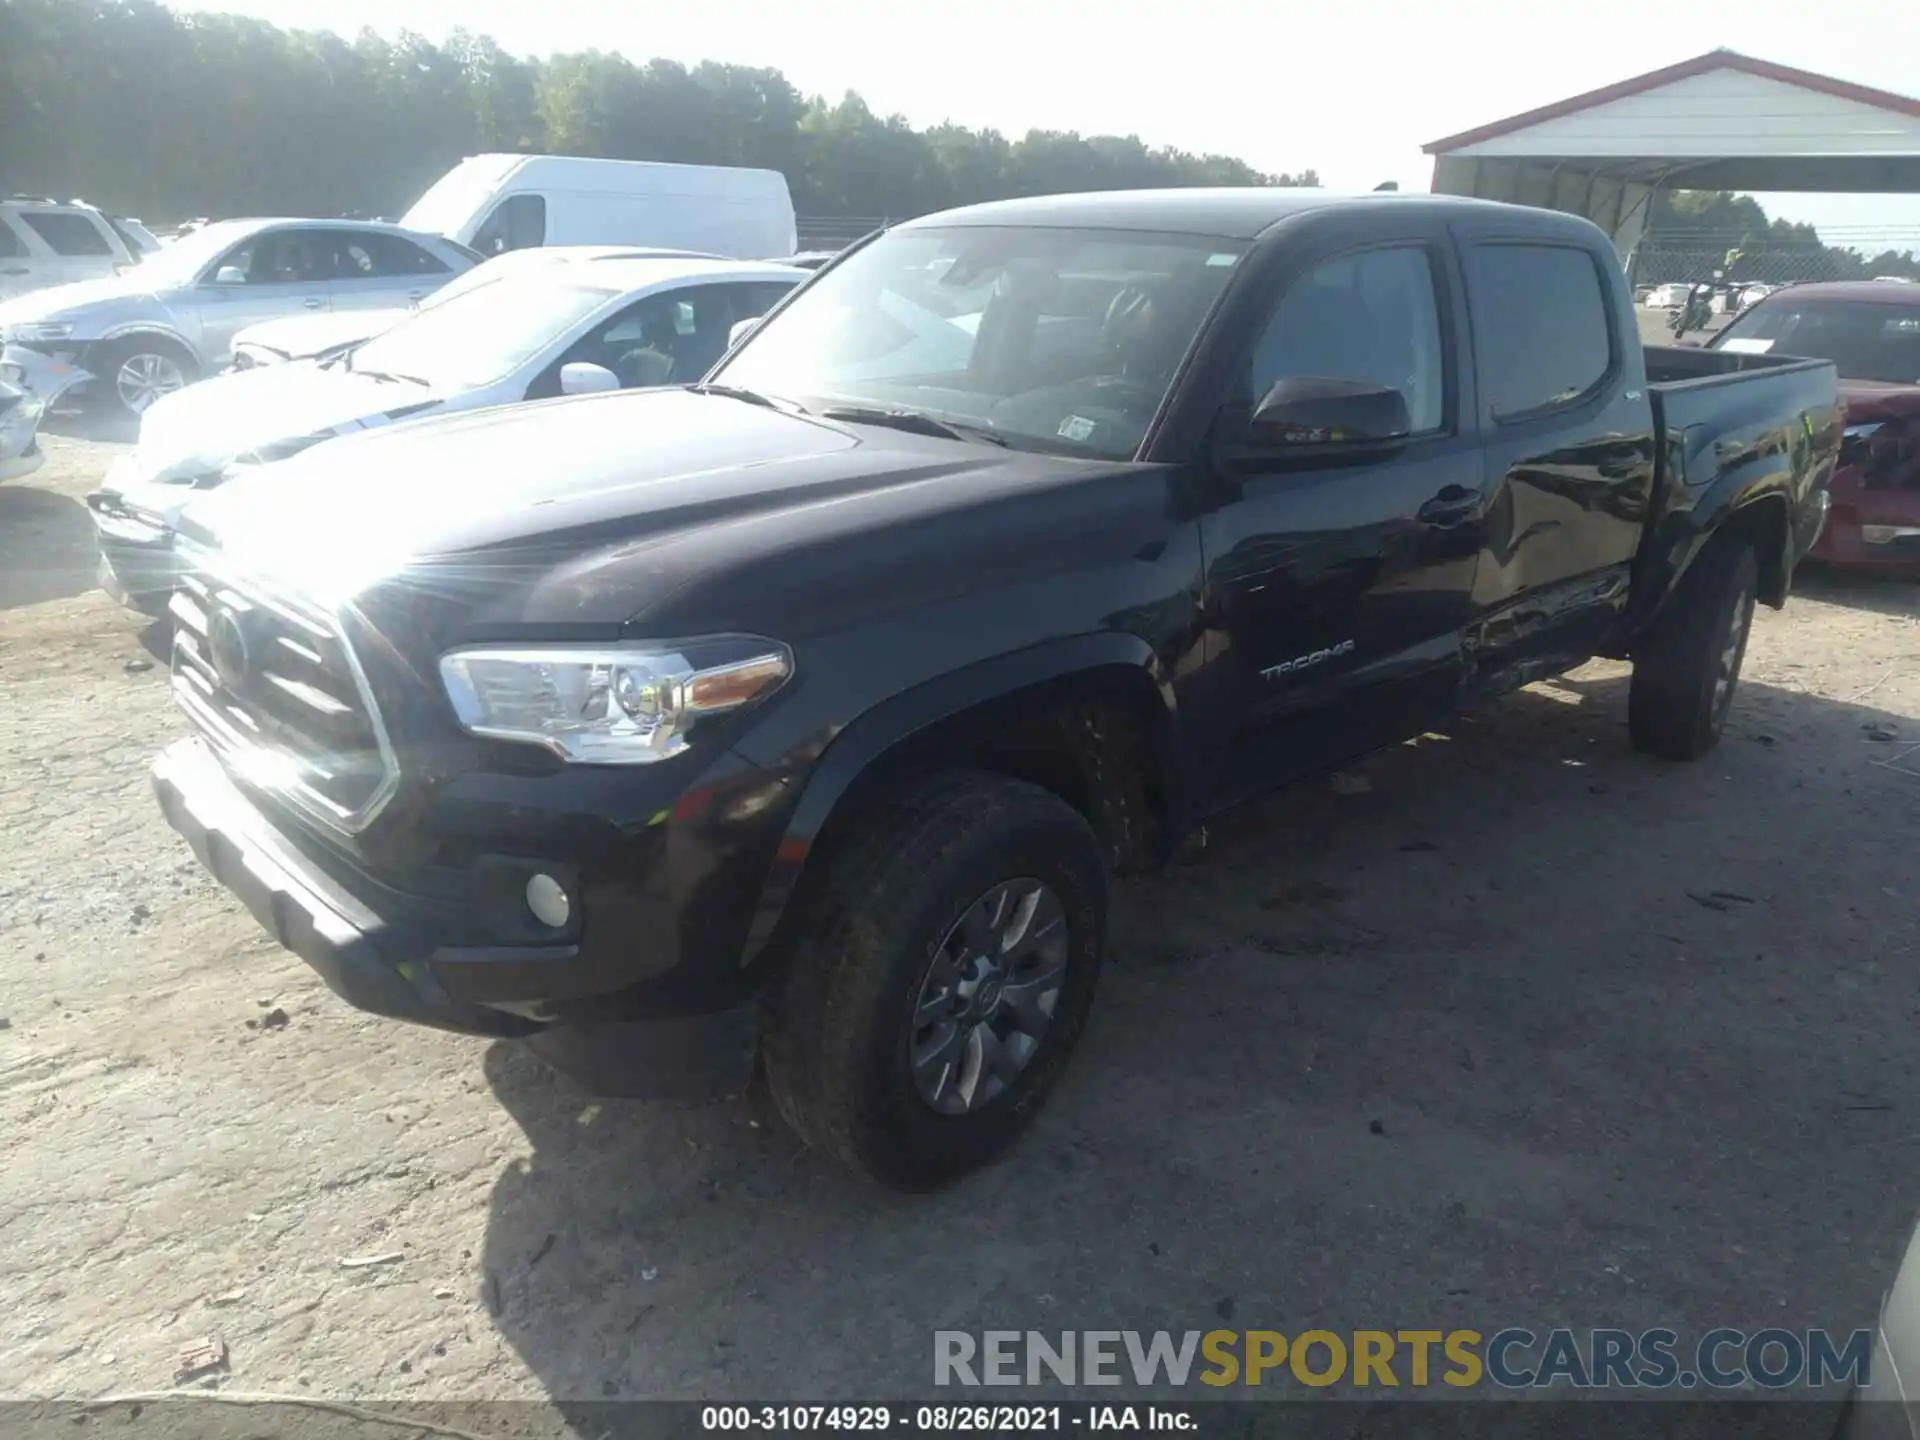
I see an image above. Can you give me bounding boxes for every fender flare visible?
[94,322,204,371]
[736,631,1183,971]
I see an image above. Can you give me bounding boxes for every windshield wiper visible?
[689,382,804,413]
[354,366,431,387]
[815,405,1009,448]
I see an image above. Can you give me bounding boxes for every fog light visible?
[1860,525,1920,545]
[525,873,572,929]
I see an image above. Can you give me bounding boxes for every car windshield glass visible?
[348,279,615,389]
[1716,298,1920,383]
[712,224,1248,459]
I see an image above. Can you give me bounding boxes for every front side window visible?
[212,229,327,286]
[1245,245,1447,435]
[1466,244,1614,421]
[472,195,546,257]
[567,282,793,388]
[20,211,115,257]
[1715,298,1920,384]
[714,225,1248,459]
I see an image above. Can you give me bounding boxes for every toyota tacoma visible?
[150,190,1841,1188]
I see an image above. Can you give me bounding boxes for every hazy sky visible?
[168,0,1920,245]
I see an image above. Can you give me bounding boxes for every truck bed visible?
[1632,344,1841,626]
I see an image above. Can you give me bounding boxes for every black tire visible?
[1629,537,1759,761]
[762,771,1107,1189]
[88,335,197,419]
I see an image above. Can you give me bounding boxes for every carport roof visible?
[1424,50,1920,193]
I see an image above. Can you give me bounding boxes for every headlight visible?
[1845,423,1883,442]
[9,322,76,342]
[438,637,792,764]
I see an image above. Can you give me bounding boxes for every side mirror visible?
[728,317,760,349]
[559,361,620,396]
[1250,377,1412,447]
[213,266,248,286]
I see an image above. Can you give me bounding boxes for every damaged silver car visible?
[0,344,91,482]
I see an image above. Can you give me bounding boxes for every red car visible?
[1710,281,1920,569]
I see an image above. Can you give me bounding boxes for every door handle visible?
[1417,484,1480,526]
[0,267,28,276]
[303,297,325,309]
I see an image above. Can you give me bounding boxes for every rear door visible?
[1448,230,1657,692]
[1195,216,1486,808]
[13,208,124,290]
[325,230,459,313]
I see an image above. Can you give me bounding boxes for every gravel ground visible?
[2,424,1918,1426]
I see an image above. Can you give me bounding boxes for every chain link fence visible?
[1629,230,1920,289]
[1630,234,1838,288]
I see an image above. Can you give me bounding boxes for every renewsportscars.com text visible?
[934,1328,1872,1390]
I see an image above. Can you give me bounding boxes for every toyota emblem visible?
[208,609,252,688]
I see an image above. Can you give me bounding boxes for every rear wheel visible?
[91,336,196,418]
[1629,537,1759,761]
[762,772,1107,1189]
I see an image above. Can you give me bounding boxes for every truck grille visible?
[169,563,399,833]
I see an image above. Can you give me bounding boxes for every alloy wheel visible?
[909,879,1068,1116]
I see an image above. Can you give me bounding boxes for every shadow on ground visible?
[1794,563,1920,618]
[41,405,138,446]
[0,482,97,609]
[475,670,1919,1411]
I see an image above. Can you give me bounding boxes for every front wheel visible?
[1629,537,1759,761]
[91,336,196,418]
[762,772,1107,1189]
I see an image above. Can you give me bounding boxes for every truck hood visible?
[181,387,1149,636]
[236,309,409,360]
[122,361,443,484]
[1839,378,1920,424]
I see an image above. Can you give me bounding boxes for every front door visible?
[1196,236,1486,810]
[192,228,332,363]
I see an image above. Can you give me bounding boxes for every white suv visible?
[0,198,140,301]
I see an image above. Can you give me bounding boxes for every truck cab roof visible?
[902,187,1589,240]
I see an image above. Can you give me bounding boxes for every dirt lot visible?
[3,425,1918,1423]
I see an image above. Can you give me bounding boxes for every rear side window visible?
[472,195,546,257]
[333,232,451,278]
[0,219,25,259]
[1466,244,1614,421]
[19,211,115,257]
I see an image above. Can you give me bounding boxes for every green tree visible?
[0,0,1321,227]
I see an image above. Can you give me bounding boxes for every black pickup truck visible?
[150,190,1840,1188]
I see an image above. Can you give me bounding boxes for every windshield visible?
[347,278,615,389]
[399,159,514,238]
[1715,298,1920,384]
[713,224,1248,459]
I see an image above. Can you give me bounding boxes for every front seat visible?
[609,317,677,388]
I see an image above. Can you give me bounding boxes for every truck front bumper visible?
[152,737,760,1099]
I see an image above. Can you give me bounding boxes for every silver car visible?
[0,218,478,416]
